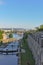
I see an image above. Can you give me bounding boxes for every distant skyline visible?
[0,0,43,29]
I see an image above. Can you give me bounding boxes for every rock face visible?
[28,31,43,65]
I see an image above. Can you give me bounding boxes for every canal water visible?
[0,34,23,65]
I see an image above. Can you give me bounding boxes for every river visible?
[0,33,23,65]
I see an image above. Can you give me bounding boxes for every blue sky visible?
[0,0,43,29]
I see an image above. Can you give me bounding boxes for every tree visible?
[9,33,13,38]
[35,25,43,31]
[40,25,43,29]
[0,30,4,39]
[0,41,3,46]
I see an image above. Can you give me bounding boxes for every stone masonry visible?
[27,31,43,65]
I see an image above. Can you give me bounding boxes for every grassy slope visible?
[21,38,35,65]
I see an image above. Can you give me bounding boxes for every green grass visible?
[21,39,35,65]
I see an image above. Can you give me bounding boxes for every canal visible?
[0,34,23,65]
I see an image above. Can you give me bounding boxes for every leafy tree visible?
[39,25,43,31]
[0,41,3,46]
[36,25,43,31]
[40,25,43,29]
[9,33,13,38]
[0,30,4,39]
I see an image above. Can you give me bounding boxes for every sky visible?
[0,0,43,29]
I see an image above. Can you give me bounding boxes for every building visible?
[2,33,8,40]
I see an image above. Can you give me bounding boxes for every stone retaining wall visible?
[27,35,41,65]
